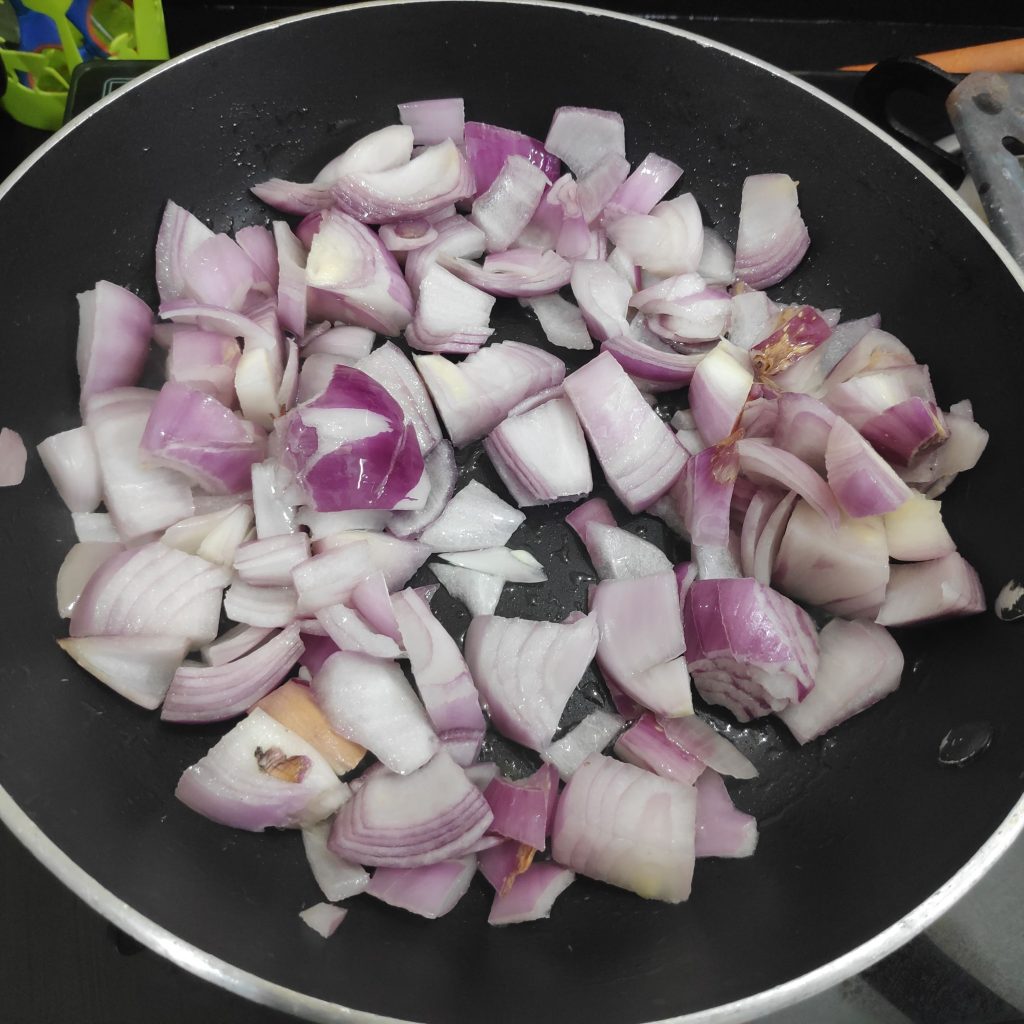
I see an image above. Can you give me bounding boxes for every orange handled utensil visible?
[842,36,1024,74]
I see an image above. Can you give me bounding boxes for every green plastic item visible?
[0,0,167,131]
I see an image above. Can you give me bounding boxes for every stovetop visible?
[2,4,1024,1023]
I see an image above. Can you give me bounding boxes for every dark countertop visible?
[2,4,1024,1023]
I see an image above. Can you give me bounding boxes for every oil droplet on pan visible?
[937,721,993,767]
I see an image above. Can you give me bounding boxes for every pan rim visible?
[2,2,1023,1022]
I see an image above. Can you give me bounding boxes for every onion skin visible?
[551,754,696,903]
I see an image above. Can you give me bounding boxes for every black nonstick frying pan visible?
[2,3,1024,1022]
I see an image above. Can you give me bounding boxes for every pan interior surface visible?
[1,3,1023,1022]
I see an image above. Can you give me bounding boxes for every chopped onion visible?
[359,341,443,455]
[429,562,504,616]
[329,750,492,867]
[313,125,415,184]
[404,214,487,297]
[545,106,625,178]
[541,708,626,780]
[683,577,819,721]
[679,444,737,548]
[313,650,439,774]
[56,541,123,618]
[603,152,682,222]
[405,263,495,354]
[299,903,348,938]
[661,713,758,779]
[875,552,985,626]
[737,438,841,528]
[860,397,948,466]
[58,634,188,710]
[483,763,559,849]
[520,293,593,350]
[419,480,524,552]
[176,708,348,831]
[437,547,546,583]
[772,393,835,474]
[312,530,430,592]
[471,154,549,252]
[161,623,304,723]
[398,97,465,145]
[825,327,915,387]
[733,173,810,289]
[487,861,575,926]
[465,612,599,750]
[224,579,298,628]
[569,259,631,342]
[154,200,215,303]
[72,512,119,543]
[302,821,370,901]
[201,623,274,666]
[563,351,686,513]
[367,855,477,919]
[779,619,904,743]
[37,426,101,512]
[606,194,703,276]
[882,493,955,561]
[551,754,696,903]
[694,770,757,858]
[825,417,913,518]
[463,121,560,196]
[613,712,705,784]
[582,522,673,580]
[388,442,457,540]
[234,533,311,587]
[697,228,736,286]
[688,341,753,445]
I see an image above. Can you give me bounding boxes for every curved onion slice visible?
[739,488,785,580]
[592,571,691,718]
[314,601,401,657]
[483,764,559,849]
[570,259,631,342]
[224,580,298,628]
[688,342,753,444]
[446,248,572,298]
[613,712,707,785]
[161,623,304,723]
[683,578,819,721]
[175,708,348,831]
[280,365,424,512]
[314,125,415,184]
[419,480,524,552]
[521,293,592,350]
[694,770,758,858]
[825,417,913,518]
[313,650,439,774]
[882,493,955,561]
[359,341,443,455]
[634,273,731,347]
[772,393,835,474]
[487,861,575,926]
[405,263,495,354]
[541,709,626,780]
[85,389,195,541]
[825,327,914,387]
[302,821,371,901]
[155,200,216,303]
[464,121,560,196]
[329,139,475,224]
[733,173,810,289]
[70,541,228,647]
[73,512,119,543]
[484,397,593,507]
[56,541,122,618]
[399,97,465,145]
[415,340,566,447]
[391,588,486,764]
[367,855,477,919]
[679,444,736,548]
[601,332,703,391]
[779,619,903,743]
[201,623,274,666]
[329,750,492,867]
[545,106,625,178]
[58,634,188,710]
[603,152,683,222]
[875,553,985,627]
[166,328,241,408]
[312,530,430,590]
[305,210,414,336]
[388,441,457,539]
[606,193,703,276]
[471,155,549,252]
[737,437,841,528]
[583,523,673,580]
[438,547,545,583]
[464,613,599,751]
[404,214,487,297]
[663,714,757,779]
[563,352,686,513]
[37,426,101,513]
[234,533,311,587]
[565,497,616,545]
[860,397,947,466]
[429,562,504,616]
[552,754,696,903]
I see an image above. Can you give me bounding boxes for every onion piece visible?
[329,139,475,224]
[484,397,593,508]
[662,713,757,779]
[70,541,228,647]
[483,763,559,849]
[359,341,443,455]
[0,434,25,489]
[437,547,546,583]
[164,504,253,567]
[404,214,487,298]
[314,602,400,657]
[488,862,575,926]
[303,326,375,360]
[737,438,841,528]
[683,577,819,721]
[679,444,737,548]
[313,651,439,774]
[271,221,308,338]
[84,389,195,541]
[182,233,264,312]
[859,397,948,466]
[470,155,549,253]
[563,351,686,513]
[256,678,365,774]
[739,488,784,580]
[235,225,279,292]
[154,200,215,303]
[305,210,414,336]
[415,340,566,448]
[445,248,572,298]
[551,754,696,903]
[875,553,986,626]
[697,228,736,286]
[603,152,683,222]
[633,273,731,347]
[140,382,266,494]
[165,329,241,408]
[694,770,758,858]
[545,106,625,178]
[201,623,274,666]
[234,533,311,587]
[464,613,599,751]
[688,342,753,444]
[405,263,495,354]
[299,903,348,938]
[57,635,188,710]
[582,523,673,580]
[541,709,626,780]
[463,121,560,196]
[613,712,706,785]
[313,531,430,591]
[578,152,631,223]
[388,442,457,539]
[249,179,333,216]
[749,306,831,389]
[280,365,424,512]
[900,405,989,498]
[419,480,524,552]
[292,540,376,617]
[733,173,810,289]
[391,587,486,765]
[367,855,477,919]
[606,194,703,276]
[825,417,913,518]
[825,327,915,387]
[73,512,120,543]
[301,821,370,901]
[601,332,703,391]
[398,97,465,145]
[161,623,304,723]
[779,619,904,743]
[569,259,631,342]
[224,579,298,628]
[882,493,955,561]
[175,709,348,831]
[565,497,616,546]
[314,125,415,184]
[56,541,123,618]
[773,500,889,618]
[329,750,493,867]
[520,293,592,350]
[592,570,691,718]
[429,562,505,616]
[37,426,101,512]
[772,393,835,474]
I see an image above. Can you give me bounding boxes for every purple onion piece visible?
[487,862,575,926]
[367,855,477,919]
[483,763,559,850]
[398,97,465,145]
[734,173,810,289]
[694,770,758,858]
[463,121,561,196]
[613,712,707,785]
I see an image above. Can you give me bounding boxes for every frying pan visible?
[2,3,1024,1022]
